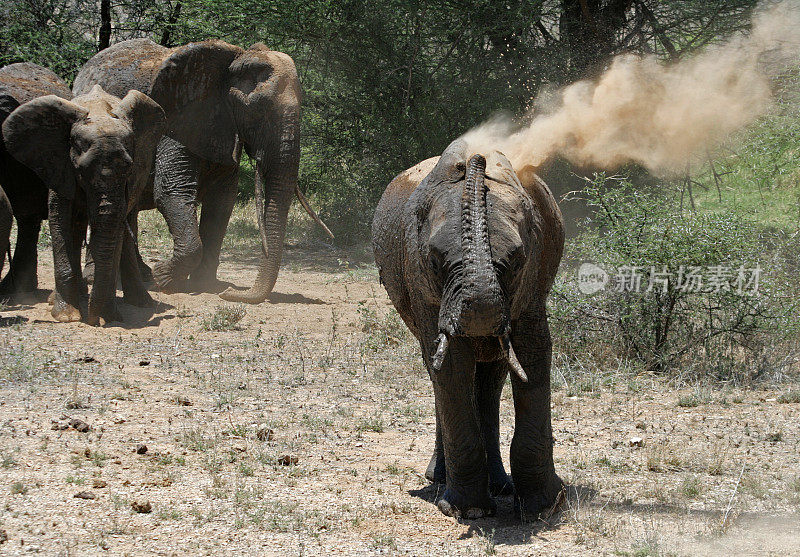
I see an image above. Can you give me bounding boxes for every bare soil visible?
[0,227,798,556]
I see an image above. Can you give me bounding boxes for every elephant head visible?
[406,139,539,377]
[2,85,165,324]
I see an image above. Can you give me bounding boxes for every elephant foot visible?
[52,293,82,323]
[87,299,124,326]
[123,289,154,308]
[0,273,37,296]
[437,487,496,519]
[187,273,225,293]
[514,472,565,521]
[489,467,515,497]
[425,451,446,484]
[153,263,188,294]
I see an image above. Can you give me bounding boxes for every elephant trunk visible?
[221,107,299,304]
[87,202,124,324]
[432,154,526,382]
[455,154,508,337]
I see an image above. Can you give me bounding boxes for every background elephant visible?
[2,85,165,325]
[0,63,73,295]
[0,185,11,281]
[73,38,331,303]
[372,139,565,519]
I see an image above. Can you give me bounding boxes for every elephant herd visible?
[0,38,330,323]
[0,41,566,520]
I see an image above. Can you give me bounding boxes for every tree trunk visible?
[98,0,111,51]
[160,2,182,47]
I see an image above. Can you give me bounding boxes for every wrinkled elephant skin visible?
[74,38,329,303]
[372,139,565,519]
[2,85,165,325]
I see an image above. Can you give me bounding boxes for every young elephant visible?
[2,85,165,325]
[372,139,565,519]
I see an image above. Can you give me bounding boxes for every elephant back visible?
[73,39,169,98]
[0,63,72,109]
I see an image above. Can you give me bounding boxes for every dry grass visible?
[0,218,797,555]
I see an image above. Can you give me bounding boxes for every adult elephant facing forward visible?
[74,39,330,302]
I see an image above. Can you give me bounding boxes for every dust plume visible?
[464,1,800,177]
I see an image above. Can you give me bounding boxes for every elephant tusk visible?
[500,335,528,383]
[431,333,449,371]
[295,185,335,240]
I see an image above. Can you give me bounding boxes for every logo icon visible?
[578,262,608,295]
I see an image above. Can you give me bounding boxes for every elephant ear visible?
[1,95,88,200]
[112,90,166,185]
[149,40,242,164]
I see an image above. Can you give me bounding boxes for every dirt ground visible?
[0,226,799,556]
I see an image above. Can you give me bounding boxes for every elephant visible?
[73,38,331,303]
[0,185,11,281]
[372,139,565,519]
[0,63,73,295]
[2,85,165,325]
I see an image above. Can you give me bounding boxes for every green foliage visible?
[552,174,800,381]
[693,68,800,231]
[1,0,763,241]
[0,0,97,83]
[357,302,407,351]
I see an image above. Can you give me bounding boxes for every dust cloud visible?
[464,1,800,177]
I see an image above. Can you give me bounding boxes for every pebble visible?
[135,443,148,454]
[74,491,96,500]
[256,426,273,442]
[131,500,152,513]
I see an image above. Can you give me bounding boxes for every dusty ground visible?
[0,210,799,556]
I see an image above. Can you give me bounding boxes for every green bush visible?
[551,174,800,382]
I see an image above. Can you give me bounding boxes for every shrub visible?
[551,174,800,382]
[203,305,246,331]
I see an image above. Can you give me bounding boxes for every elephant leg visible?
[0,216,41,294]
[188,161,238,292]
[129,212,153,282]
[476,361,514,496]
[120,213,153,307]
[48,193,84,322]
[422,332,493,519]
[425,401,446,484]
[83,241,95,284]
[152,136,202,293]
[509,308,564,519]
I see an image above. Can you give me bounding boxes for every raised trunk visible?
[220,108,299,304]
[456,154,508,337]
